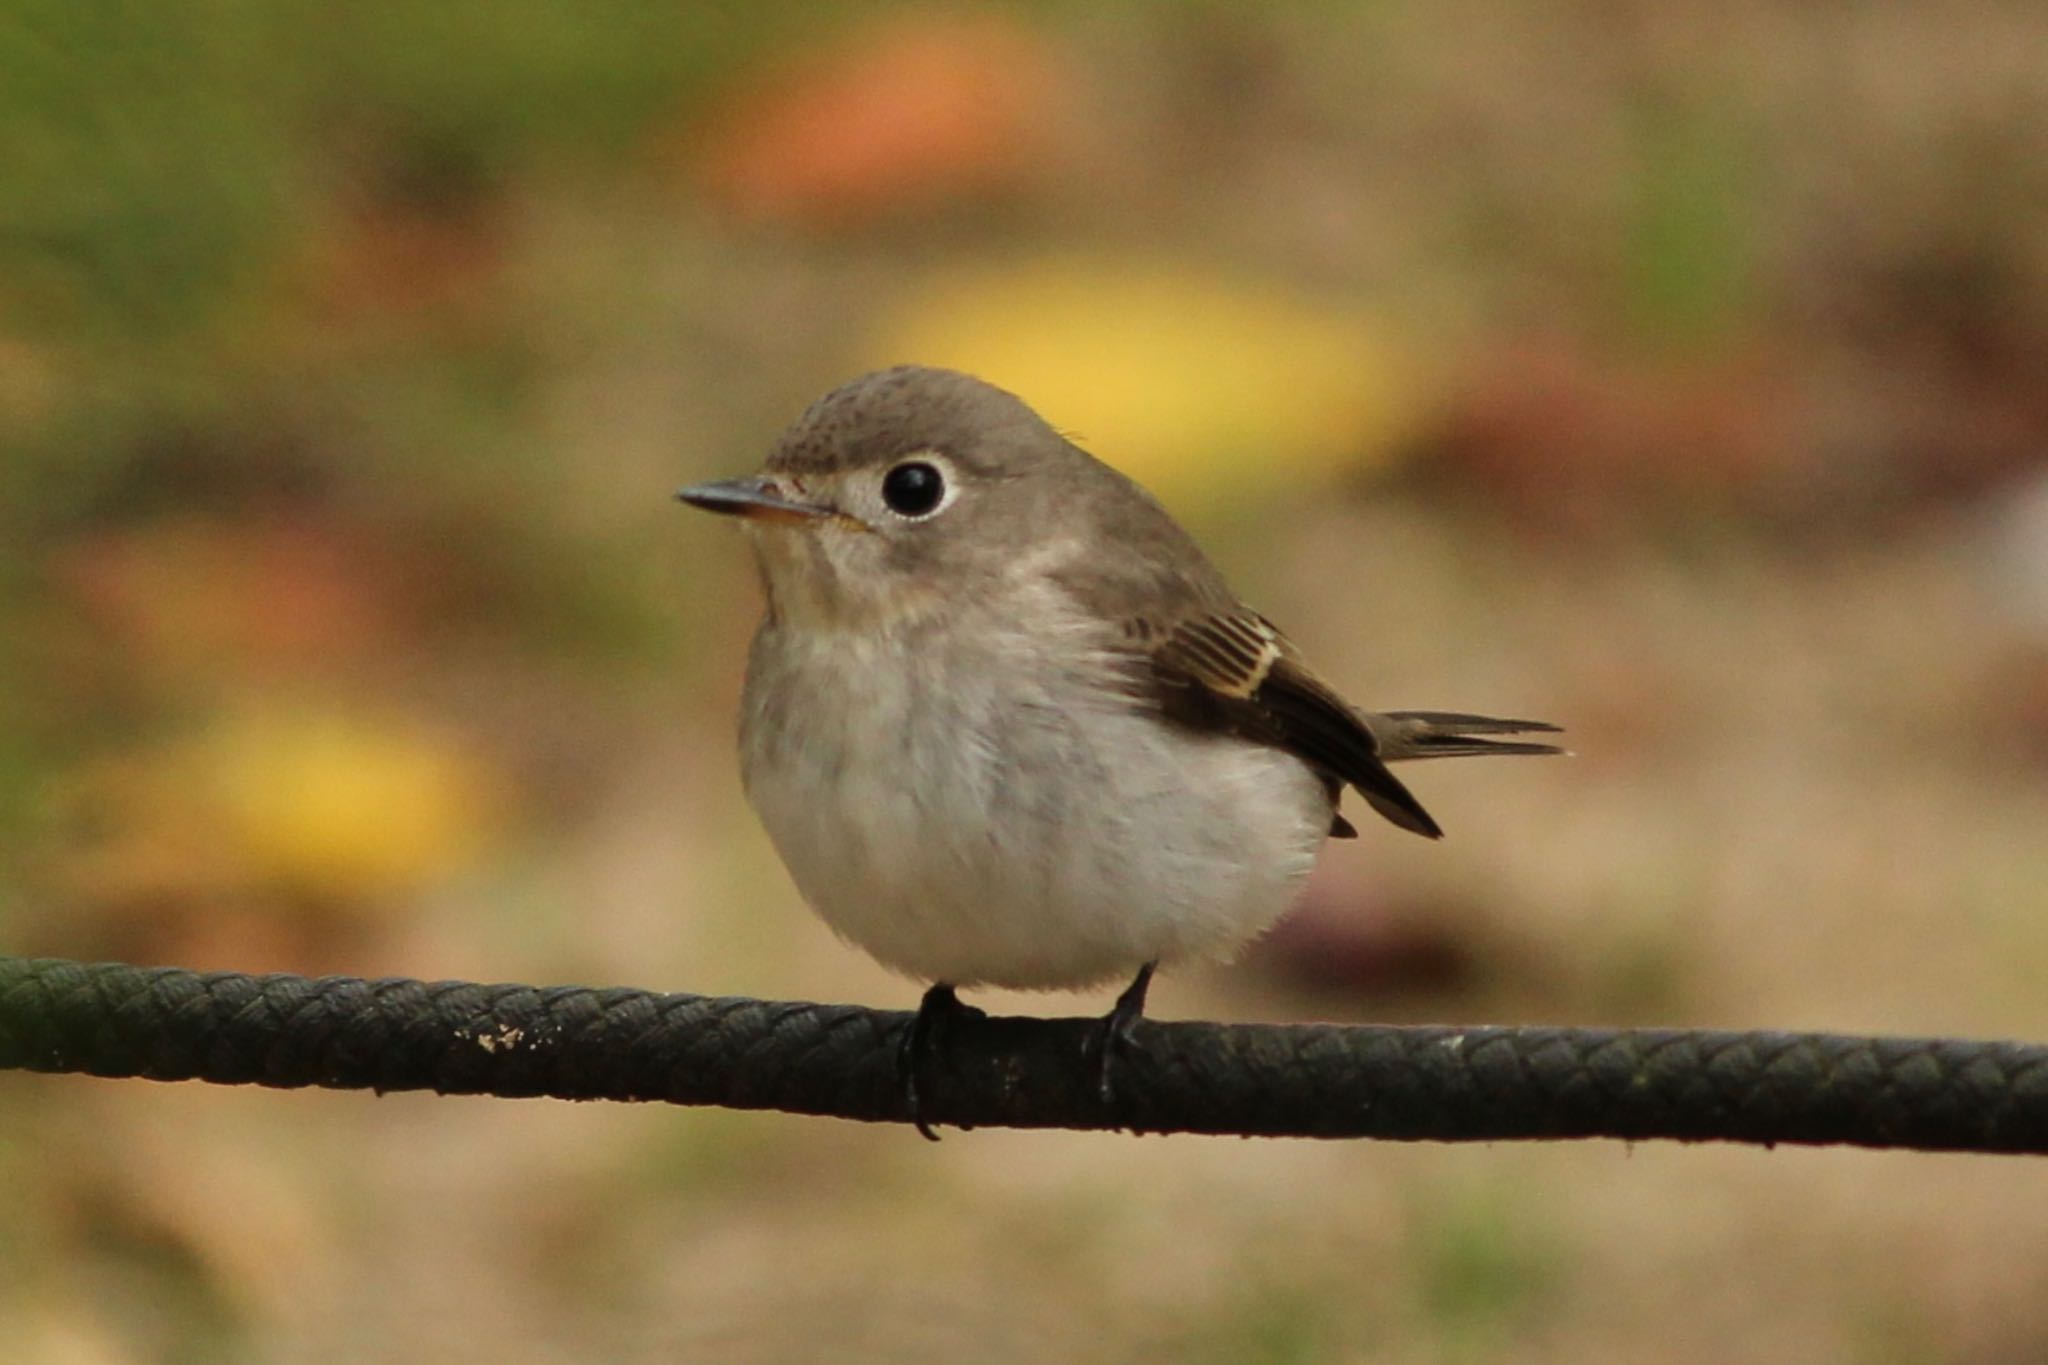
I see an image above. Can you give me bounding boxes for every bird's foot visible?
[1090,961,1157,1106]
[899,983,983,1141]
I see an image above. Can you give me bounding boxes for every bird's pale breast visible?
[738,593,1332,989]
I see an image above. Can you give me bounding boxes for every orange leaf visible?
[698,14,1063,226]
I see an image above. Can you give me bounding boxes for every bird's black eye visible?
[881,460,946,517]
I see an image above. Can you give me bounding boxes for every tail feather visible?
[1369,711,1566,762]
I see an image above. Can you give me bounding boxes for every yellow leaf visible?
[866,256,1431,509]
[198,702,491,903]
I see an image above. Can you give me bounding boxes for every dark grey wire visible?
[4,955,2047,1151]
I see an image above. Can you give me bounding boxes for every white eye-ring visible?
[878,454,956,519]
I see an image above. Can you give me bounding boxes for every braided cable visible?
[4,955,2046,1151]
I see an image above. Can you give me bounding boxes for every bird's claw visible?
[1091,962,1158,1107]
[899,983,982,1140]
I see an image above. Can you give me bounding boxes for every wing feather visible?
[1146,612,1443,839]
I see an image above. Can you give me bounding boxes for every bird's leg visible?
[899,982,981,1141]
[1092,961,1158,1105]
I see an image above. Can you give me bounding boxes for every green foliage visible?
[0,0,778,344]
[1621,101,1758,350]
[1196,1283,1346,1365]
[0,0,300,342]
[1415,1182,1561,1364]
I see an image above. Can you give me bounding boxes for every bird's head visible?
[678,366,1110,629]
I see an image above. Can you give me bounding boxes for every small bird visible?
[678,366,1559,1134]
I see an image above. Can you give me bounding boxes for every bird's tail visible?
[1367,711,1565,762]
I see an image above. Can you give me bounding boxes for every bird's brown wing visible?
[1141,611,1442,839]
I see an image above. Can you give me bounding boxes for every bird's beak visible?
[675,475,834,526]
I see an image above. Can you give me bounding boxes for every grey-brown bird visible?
[678,365,1560,1134]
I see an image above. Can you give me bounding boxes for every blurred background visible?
[5,2,2048,1361]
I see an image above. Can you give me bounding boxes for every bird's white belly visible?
[740,622,1330,990]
